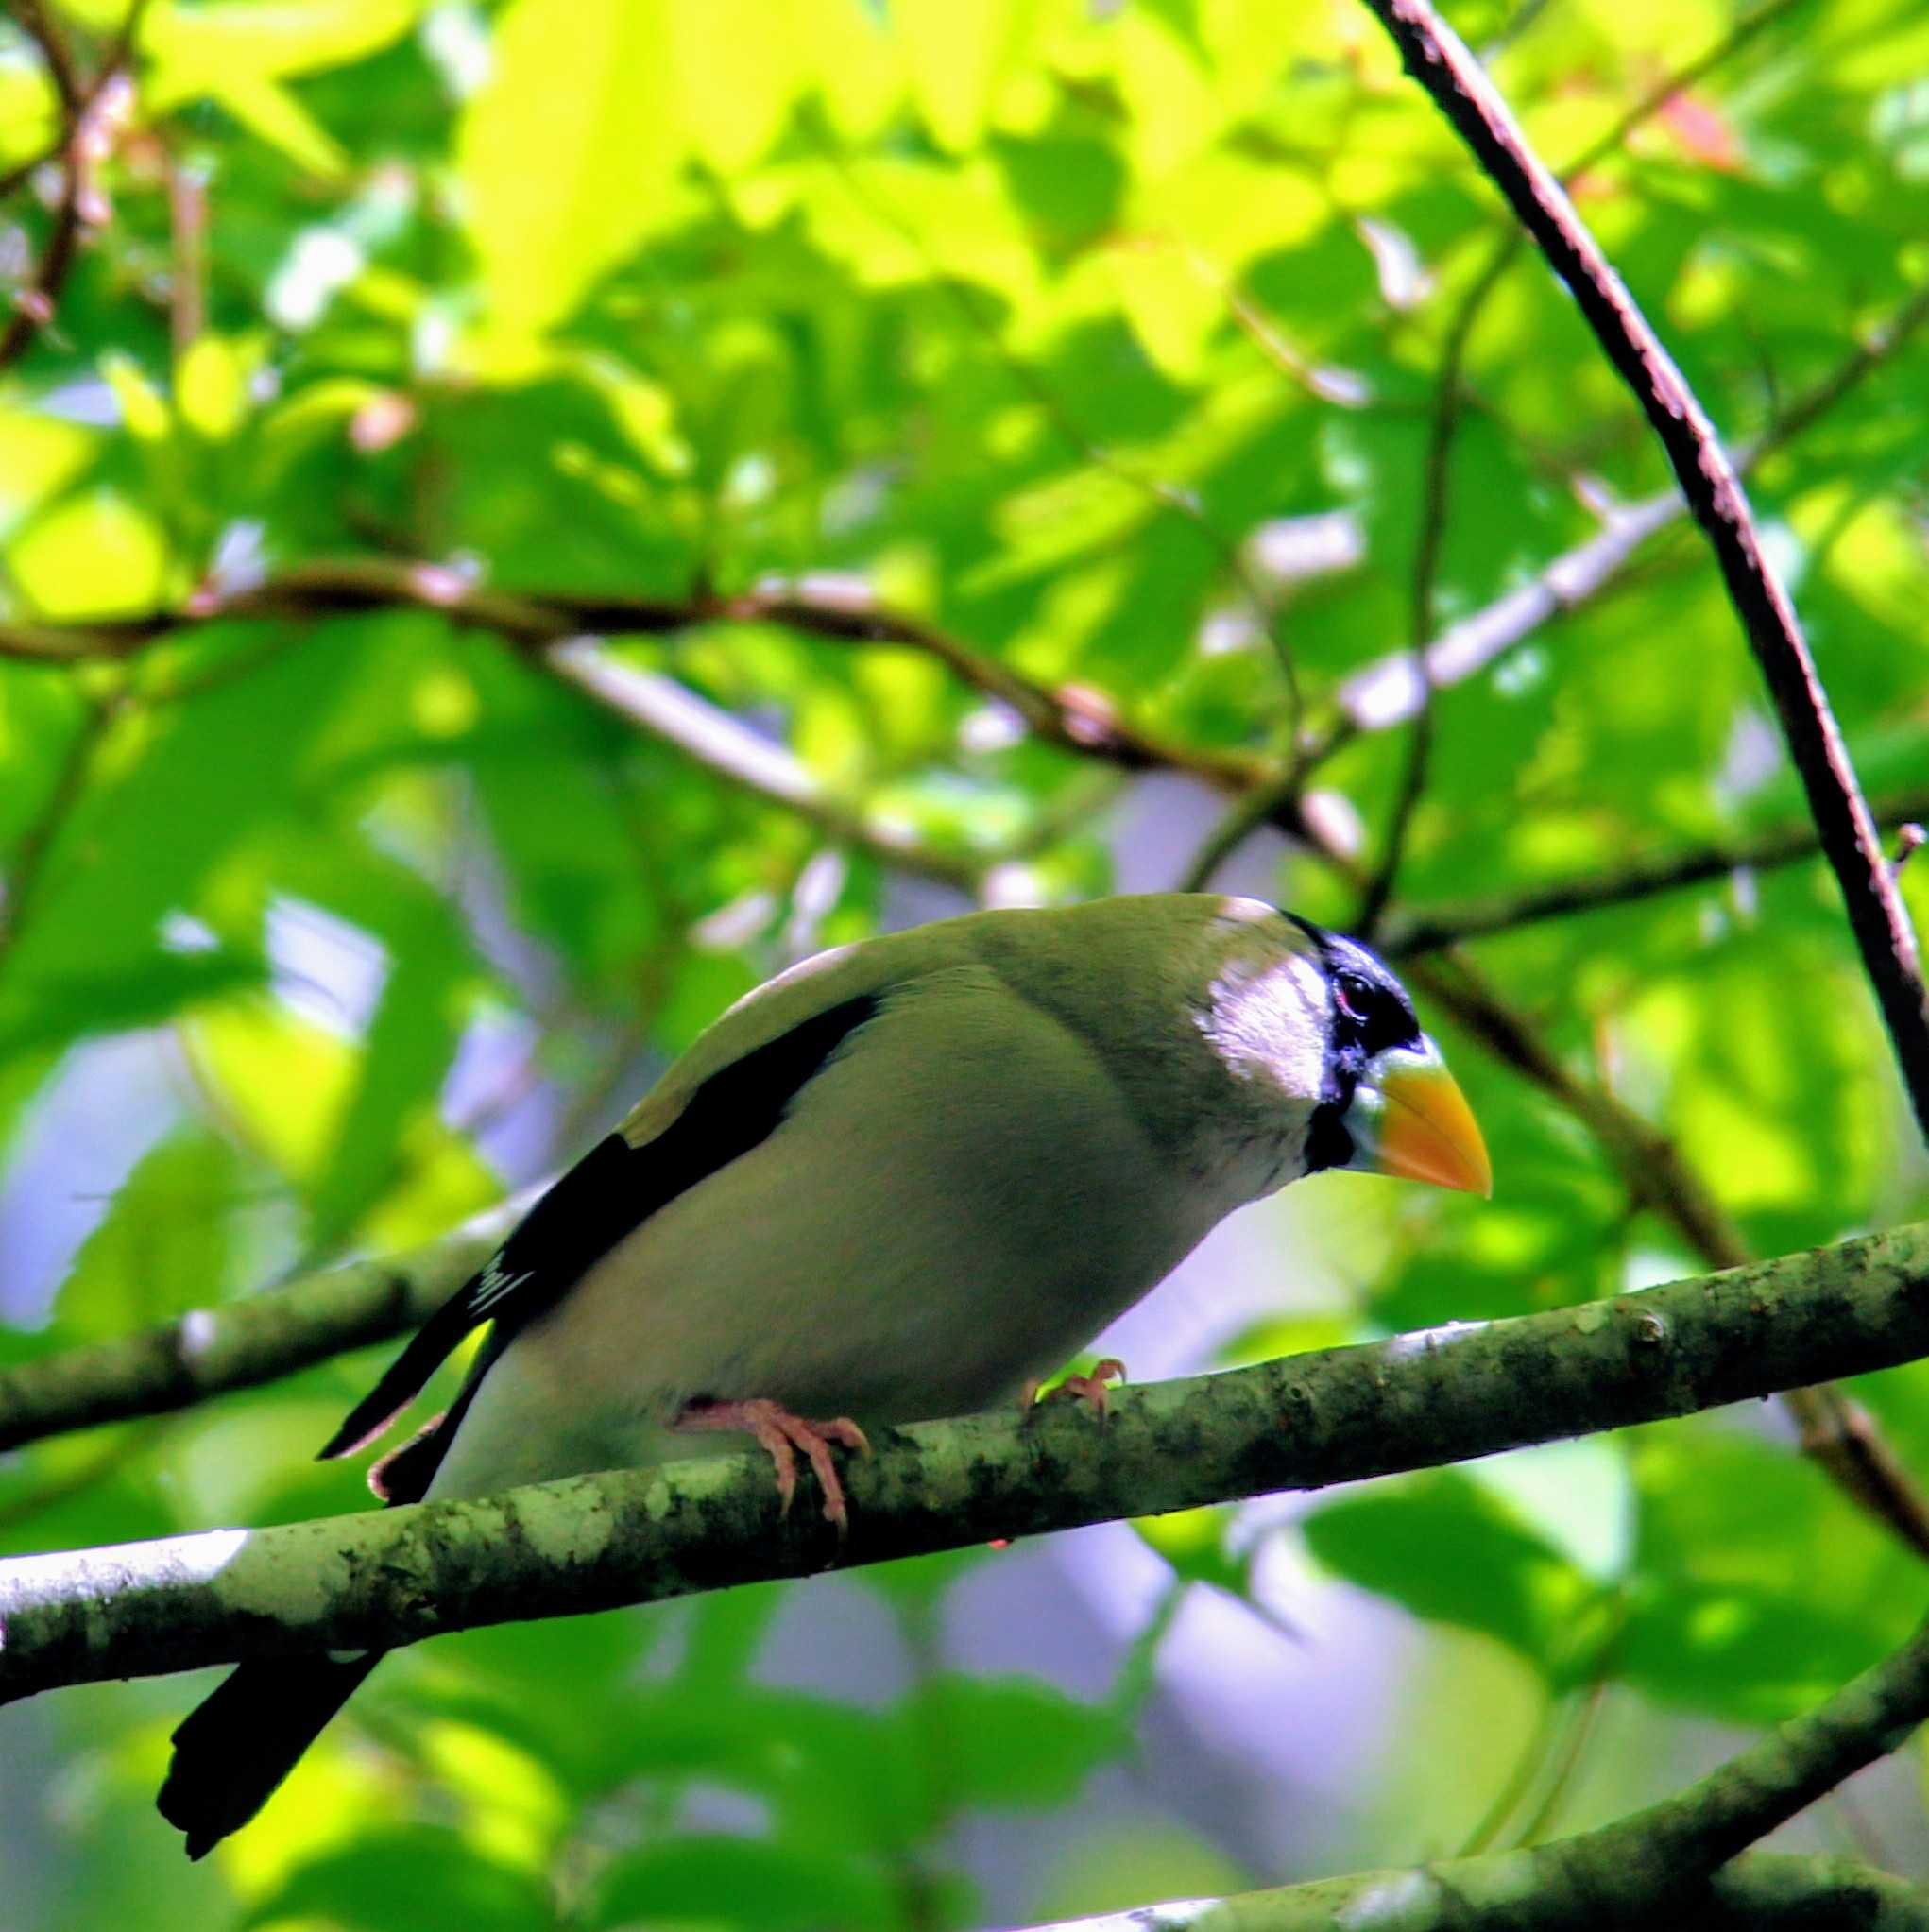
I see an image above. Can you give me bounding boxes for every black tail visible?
[158,1650,384,1858]
[159,1352,490,1856]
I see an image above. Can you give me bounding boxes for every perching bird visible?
[158,892,1489,1855]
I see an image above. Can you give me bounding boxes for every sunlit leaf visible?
[455,0,686,357]
[242,1826,553,1932]
[587,1835,898,1932]
[52,1129,244,1340]
[1302,1469,1611,1682]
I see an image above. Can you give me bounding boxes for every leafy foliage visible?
[2,0,1928,1924]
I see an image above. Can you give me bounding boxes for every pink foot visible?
[1022,1358,1128,1420]
[674,1398,871,1533]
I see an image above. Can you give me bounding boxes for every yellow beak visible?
[1369,1051,1493,1197]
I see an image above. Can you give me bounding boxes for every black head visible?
[1279,914,1425,1171]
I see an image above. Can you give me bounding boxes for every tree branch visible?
[0,561,1269,801]
[1359,0,1929,1141]
[1309,265,1929,750]
[0,1211,514,1454]
[10,0,82,118]
[0,0,141,371]
[1350,232,1481,936]
[10,604,1914,1552]
[1397,952,1929,1557]
[1180,266,1929,890]
[4,1222,1928,1699]
[537,637,985,889]
[1380,786,1929,956]
[0,565,1260,787]
[0,691,114,959]
[19,574,1917,1556]
[1026,1851,1929,1929]
[1029,1496,1929,1929]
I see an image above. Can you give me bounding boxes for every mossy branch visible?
[1022,1852,1929,1930]
[4,1221,1927,1701]
[0,1211,516,1454]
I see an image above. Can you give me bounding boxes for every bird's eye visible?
[1333,971,1374,1024]
[1332,966,1422,1054]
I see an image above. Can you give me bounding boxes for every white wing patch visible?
[470,1261,534,1316]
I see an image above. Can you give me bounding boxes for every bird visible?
[157,891,1489,1855]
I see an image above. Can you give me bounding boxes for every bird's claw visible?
[674,1397,870,1534]
[1022,1358,1127,1421]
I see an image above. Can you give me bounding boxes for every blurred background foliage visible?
[1,0,1928,1925]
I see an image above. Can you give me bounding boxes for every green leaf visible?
[587,1836,898,1932]
[0,626,375,1065]
[895,0,1028,153]
[8,491,170,615]
[243,1827,553,1932]
[1620,1419,1921,1724]
[668,0,801,175]
[0,950,265,1061]
[143,0,425,175]
[1135,1506,1251,1597]
[298,860,475,1245]
[595,1681,927,1850]
[144,0,425,105]
[1302,1469,1607,1680]
[896,1674,1126,1811]
[455,0,686,359]
[52,1128,244,1340]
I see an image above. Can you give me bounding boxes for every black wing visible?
[316,991,882,1466]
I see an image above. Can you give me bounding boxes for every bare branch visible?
[1380,787,1929,956]
[538,638,984,889]
[1176,266,1929,898]
[0,561,1269,800]
[1352,238,1489,935]
[10,0,82,117]
[1360,0,1929,1139]
[0,692,113,958]
[0,0,143,370]
[164,148,207,356]
[1321,270,1929,747]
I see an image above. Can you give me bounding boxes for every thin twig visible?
[10,0,81,116]
[1310,274,1929,755]
[1459,1688,1564,1856]
[165,149,207,355]
[1176,266,1929,894]
[1509,1673,1611,1847]
[0,146,87,371]
[0,0,144,371]
[538,638,982,890]
[1361,0,1929,1141]
[1319,0,1811,861]
[1178,761,1317,892]
[0,693,114,959]
[0,561,1272,796]
[1381,787,1929,956]
[1353,240,1492,934]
